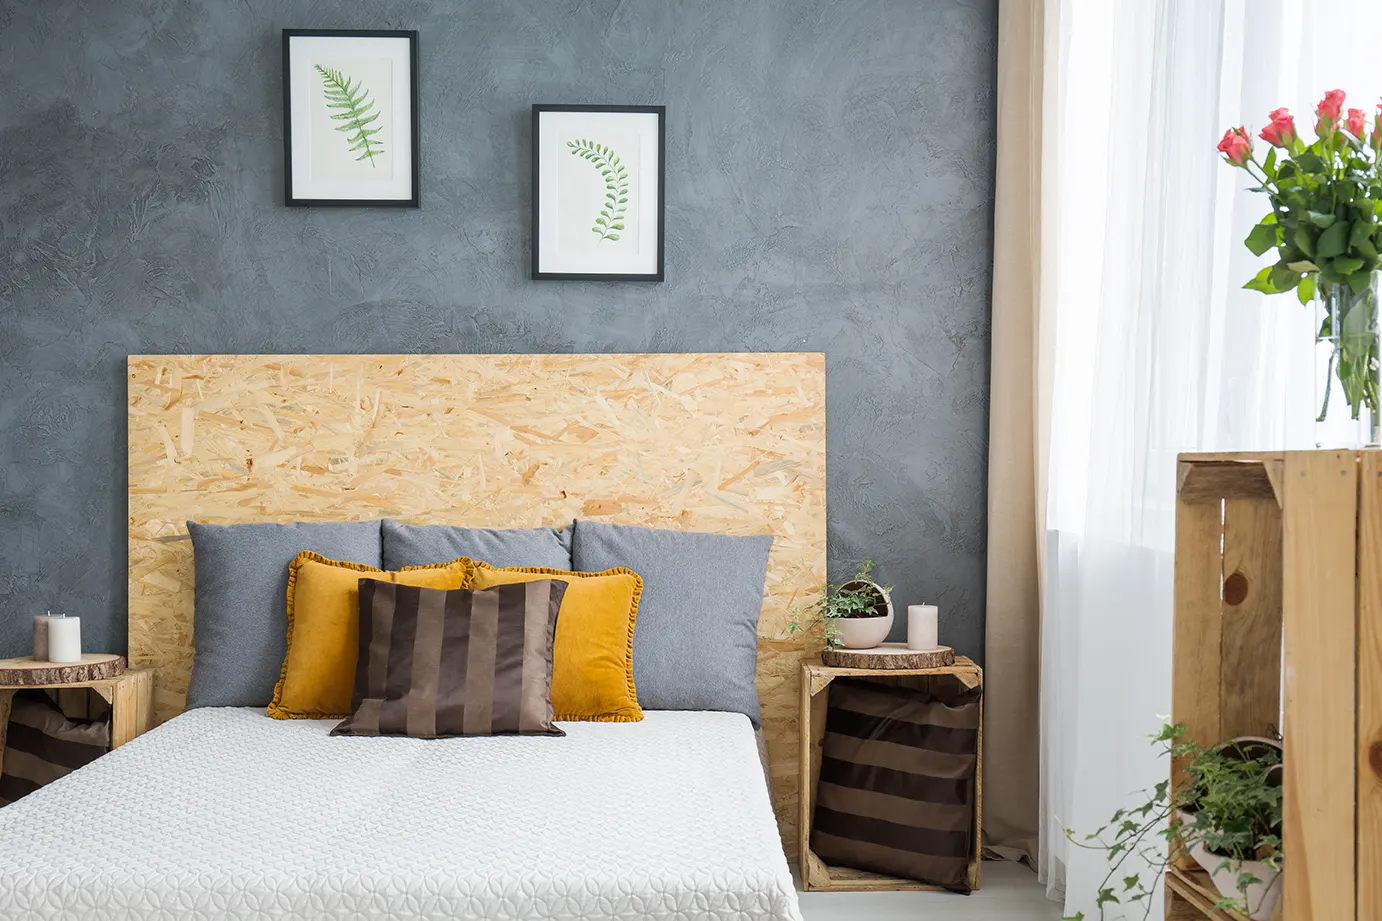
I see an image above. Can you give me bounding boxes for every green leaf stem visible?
[314,65,385,166]
[566,138,629,242]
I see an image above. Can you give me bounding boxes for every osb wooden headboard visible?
[127,352,824,851]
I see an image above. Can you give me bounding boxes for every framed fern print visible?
[283,30,420,207]
[532,105,665,281]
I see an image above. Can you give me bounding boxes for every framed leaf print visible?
[532,105,665,281]
[282,29,420,207]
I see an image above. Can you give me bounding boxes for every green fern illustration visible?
[314,64,385,166]
[566,139,629,241]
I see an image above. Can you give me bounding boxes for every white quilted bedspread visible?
[0,708,802,921]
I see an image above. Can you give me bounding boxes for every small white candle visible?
[33,611,56,660]
[907,604,939,650]
[47,615,82,664]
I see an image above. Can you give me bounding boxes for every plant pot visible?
[1187,838,1283,921]
[1221,736,1285,789]
[831,580,894,649]
[1176,809,1282,921]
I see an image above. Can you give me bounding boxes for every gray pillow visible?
[185,520,383,709]
[382,519,573,570]
[571,520,773,727]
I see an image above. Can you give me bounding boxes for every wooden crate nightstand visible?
[799,657,983,892]
[0,661,154,749]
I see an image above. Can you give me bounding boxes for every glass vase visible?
[1314,271,1381,447]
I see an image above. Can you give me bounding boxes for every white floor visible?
[798,861,1061,921]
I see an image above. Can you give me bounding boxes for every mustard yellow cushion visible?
[267,551,473,720]
[469,562,643,723]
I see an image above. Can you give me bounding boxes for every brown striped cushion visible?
[332,578,568,738]
[0,691,111,806]
[810,678,980,892]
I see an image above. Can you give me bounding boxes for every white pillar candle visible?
[47,615,82,664]
[907,604,939,650]
[33,612,56,660]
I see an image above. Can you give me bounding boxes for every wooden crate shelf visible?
[1172,451,1382,921]
[798,659,982,892]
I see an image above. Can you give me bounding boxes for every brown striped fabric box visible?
[0,690,111,807]
[810,678,981,892]
[333,578,568,739]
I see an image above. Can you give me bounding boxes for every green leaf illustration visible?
[566,138,630,242]
[314,64,385,167]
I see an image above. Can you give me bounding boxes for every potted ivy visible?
[787,560,894,649]
[1063,723,1283,921]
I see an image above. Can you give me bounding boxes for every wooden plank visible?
[971,692,983,892]
[1164,867,1250,921]
[1165,891,1204,921]
[798,662,814,878]
[0,654,126,686]
[803,848,833,890]
[1219,498,1283,738]
[1263,458,1285,508]
[802,854,949,892]
[1178,460,1279,503]
[806,655,980,678]
[803,669,832,889]
[1172,494,1224,867]
[110,668,154,748]
[0,674,133,695]
[806,656,982,689]
[1178,451,1287,464]
[1359,451,1382,921]
[820,644,955,670]
[1282,450,1358,921]
[55,688,90,719]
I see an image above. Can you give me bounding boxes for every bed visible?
[0,709,801,920]
[0,354,825,919]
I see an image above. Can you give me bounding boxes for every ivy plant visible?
[1062,723,1282,921]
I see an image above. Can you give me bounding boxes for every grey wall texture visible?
[0,1,996,662]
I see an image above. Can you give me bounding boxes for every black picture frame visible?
[282,29,421,208]
[531,104,665,282]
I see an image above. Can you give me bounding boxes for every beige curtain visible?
[982,0,1053,866]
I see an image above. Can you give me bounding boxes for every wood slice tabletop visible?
[0,654,127,686]
[821,643,955,670]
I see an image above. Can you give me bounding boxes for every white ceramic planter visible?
[831,580,894,649]
[1188,839,1282,921]
[1177,810,1283,921]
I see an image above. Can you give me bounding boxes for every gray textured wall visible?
[0,1,995,661]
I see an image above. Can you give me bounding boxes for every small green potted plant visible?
[1063,723,1283,921]
[788,560,894,649]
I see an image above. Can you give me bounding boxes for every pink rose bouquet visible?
[1219,89,1382,421]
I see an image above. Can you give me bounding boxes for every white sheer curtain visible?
[1038,1,1382,918]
